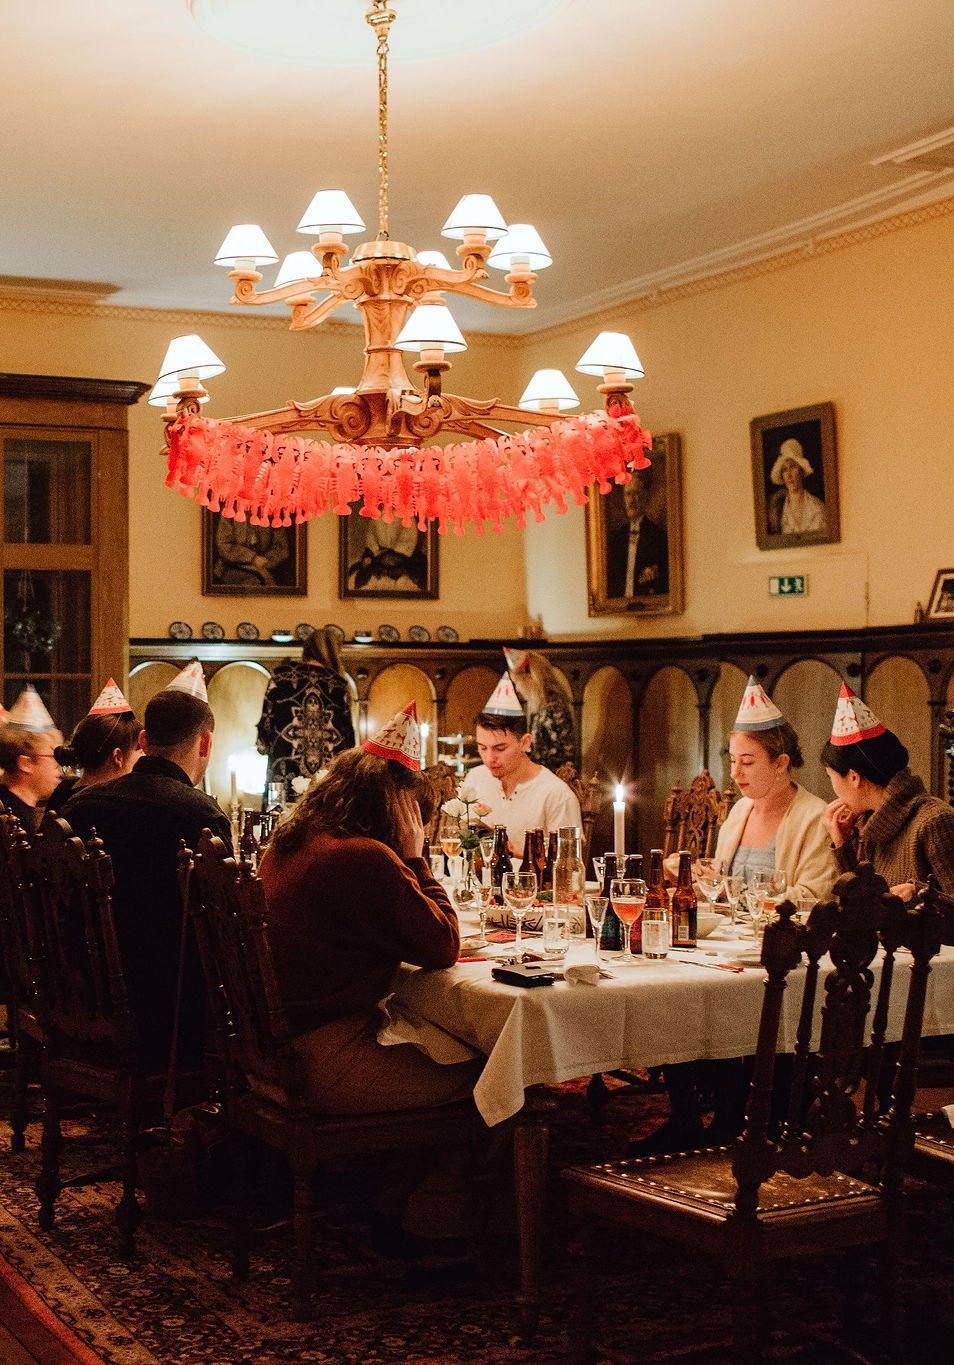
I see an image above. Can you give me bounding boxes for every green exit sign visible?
[769,575,807,597]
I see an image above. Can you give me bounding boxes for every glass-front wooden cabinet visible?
[0,374,148,735]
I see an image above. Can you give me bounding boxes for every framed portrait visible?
[926,567,954,621]
[585,432,683,617]
[201,508,307,596]
[338,511,439,600]
[750,402,839,551]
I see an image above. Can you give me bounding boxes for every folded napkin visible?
[943,1103,954,1130]
[565,963,601,987]
[486,907,544,933]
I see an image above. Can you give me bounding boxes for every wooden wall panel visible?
[637,666,698,857]
[773,659,842,799]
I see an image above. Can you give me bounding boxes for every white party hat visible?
[164,659,208,702]
[829,683,887,747]
[483,672,524,717]
[502,647,530,675]
[362,702,422,771]
[6,685,57,733]
[733,676,785,732]
[89,678,133,715]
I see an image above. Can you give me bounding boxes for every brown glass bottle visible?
[531,829,548,890]
[671,849,698,947]
[644,849,668,912]
[490,825,512,904]
[599,853,624,953]
[542,831,558,893]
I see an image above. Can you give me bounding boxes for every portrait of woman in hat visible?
[750,403,839,550]
[767,438,827,536]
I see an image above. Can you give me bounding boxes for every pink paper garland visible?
[165,409,652,533]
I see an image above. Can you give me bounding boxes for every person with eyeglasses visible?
[0,726,63,836]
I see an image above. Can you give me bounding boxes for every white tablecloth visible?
[381,922,954,1127]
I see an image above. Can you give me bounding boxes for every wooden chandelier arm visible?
[441,277,538,310]
[288,293,350,331]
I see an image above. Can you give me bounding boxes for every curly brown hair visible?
[268,748,429,858]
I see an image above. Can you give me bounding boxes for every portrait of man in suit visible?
[606,468,669,599]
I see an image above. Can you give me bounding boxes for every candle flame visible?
[614,783,624,803]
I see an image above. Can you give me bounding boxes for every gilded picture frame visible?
[750,402,839,551]
[585,432,683,617]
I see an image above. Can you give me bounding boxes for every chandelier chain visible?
[367,1,396,240]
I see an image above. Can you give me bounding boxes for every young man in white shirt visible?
[467,708,582,856]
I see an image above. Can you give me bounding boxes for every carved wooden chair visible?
[27,813,205,1257]
[563,865,943,1361]
[0,810,44,1151]
[184,829,477,1320]
[555,763,600,865]
[421,761,459,845]
[662,769,737,863]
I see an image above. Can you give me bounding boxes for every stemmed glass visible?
[696,857,724,909]
[472,882,493,949]
[440,821,462,865]
[610,877,647,965]
[592,855,605,887]
[724,875,745,927]
[503,870,538,962]
[586,894,609,964]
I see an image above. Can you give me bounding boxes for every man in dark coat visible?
[606,470,669,599]
[63,688,230,1069]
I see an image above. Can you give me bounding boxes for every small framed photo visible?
[750,402,839,551]
[926,568,954,621]
[202,508,307,596]
[338,511,439,600]
[585,432,683,617]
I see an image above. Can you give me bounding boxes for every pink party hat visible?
[829,683,887,747]
[483,672,524,717]
[502,647,530,675]
[362,702,422,771]
[6,684,57,733]
[733,676,785,732]
[165,660,208,702]
[89,678,133,715]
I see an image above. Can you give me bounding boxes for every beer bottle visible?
[519,830,535,874]
[644,849,668,911]
[599,852,624,953]
[542,831,558,893]
[671,849,698,948]
[490,825,512,904]
[553,827,586,937]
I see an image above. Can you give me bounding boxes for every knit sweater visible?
[834,768,954,895]
[714,782,837,903]
[258,831,460,1039]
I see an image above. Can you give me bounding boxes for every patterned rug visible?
[0,1079,952,1364]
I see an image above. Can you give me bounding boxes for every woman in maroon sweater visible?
[259,747,477,1113]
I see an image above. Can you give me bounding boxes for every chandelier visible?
[152,0,652,532]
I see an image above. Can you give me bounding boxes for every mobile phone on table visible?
[491,963,559,988]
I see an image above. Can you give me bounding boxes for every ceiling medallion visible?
[153,1,652,532]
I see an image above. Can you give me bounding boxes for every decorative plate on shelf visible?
[408,625,431,643]
[236,621,260,642]
[377,624,400,643]
[323,624,346,645]
[435,624,460,643]
[168,621,193,641]
[201,621,225,642]
[295,623,316,641]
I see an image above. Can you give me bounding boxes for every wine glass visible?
[746,871,776,941]
[503,870,537,961]
[441,823,463,861]
[696,857,724,909]
[478,833,495,870]
[724,875,745,927]
[591,855,605,887]
[610,877,647,965]
[472,882,493,949]
[586,894,608,964]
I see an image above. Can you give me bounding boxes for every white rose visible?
[441,798,466,818]
[291,775,311,795]
[457,782,479,804]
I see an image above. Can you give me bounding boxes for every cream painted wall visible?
[522,207,954,639]
[0,303,528,640]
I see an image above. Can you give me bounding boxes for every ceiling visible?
[2,0,953,334]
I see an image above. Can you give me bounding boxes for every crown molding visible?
[870,125,954,168]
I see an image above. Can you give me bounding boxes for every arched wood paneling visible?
[772,659,842,799]
[708,662,749,792]
[367,664,435,754]
[583,665,633,861]
[444,665,499,739]
[637,666,698,857]
[866,657,931,785]
[206,662,271,808]
[127,661,179,719]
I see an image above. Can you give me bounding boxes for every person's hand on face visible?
[394,789,425,861]
[824,798,857,847]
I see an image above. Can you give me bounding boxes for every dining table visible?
[379,910,954,1329]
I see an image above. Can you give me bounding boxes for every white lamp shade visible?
[157,335,225,383]
[415,250,452,270]
[576,331,645,378]
[487,223,552,271]
[274,251,321,288]
[147,377,209,407]
[331,385,356,395]
[518,369,579,412]
[441,194,507,241]
[394,304,467,353]
[213,224,278,267]
[297,190,365,236]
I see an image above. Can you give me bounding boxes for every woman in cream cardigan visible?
[714,678,836,903]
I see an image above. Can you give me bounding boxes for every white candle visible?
[613,783,626,857]
[230,768,238,808]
